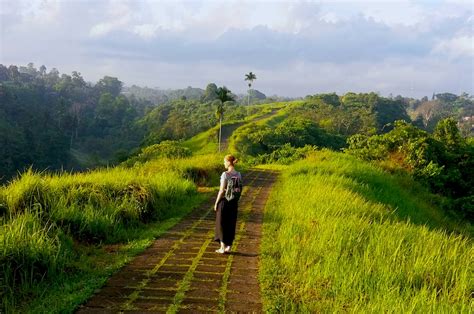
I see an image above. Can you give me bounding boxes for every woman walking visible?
[214,155,242,254]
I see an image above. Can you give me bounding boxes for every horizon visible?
[1,0,473,98]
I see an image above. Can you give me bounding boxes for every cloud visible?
[81,14,454,68]
[433,35,474,58]
[1,0,472,98]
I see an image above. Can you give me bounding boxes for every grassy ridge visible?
[0,152,223,312]
[260,150,473,312]
[0,99,282,311]
[183,101,292,155]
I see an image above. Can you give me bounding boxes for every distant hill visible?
[122,85,205,104]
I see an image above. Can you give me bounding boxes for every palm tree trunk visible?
[248,89,250,106]
[219,116,222,152]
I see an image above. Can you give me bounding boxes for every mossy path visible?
[76,169,278,313]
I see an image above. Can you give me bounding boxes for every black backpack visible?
[224,172,242,201]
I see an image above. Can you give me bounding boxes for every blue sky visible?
[1,0,473,97]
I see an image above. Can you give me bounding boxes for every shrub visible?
[122,140,191,166]
[346,119,473,219]
[232,117,345,158]
[253,144,318,165]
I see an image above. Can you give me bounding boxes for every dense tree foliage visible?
[123,85,205,104]
[140,100,218,145]
[406,92,474,135]
[1,62,472,190]
[0,63,149,181]
[232,116,346,159]
[302,92,411,135]
[347,119,473,219]
[0,64,254,182]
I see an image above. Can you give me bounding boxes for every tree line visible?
[0,64,256,182]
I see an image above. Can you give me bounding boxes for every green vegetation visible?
[122,140,192,166]
[0,152,222,312]
[229,101,341,164]
[408,92,474,135]
[260,150,473,312]
[347,118,474,219]
[2,63,473,312]
[0,63,282,183]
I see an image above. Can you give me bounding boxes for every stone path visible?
[76,169,278,313]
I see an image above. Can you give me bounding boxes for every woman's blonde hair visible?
[224,155,238,166]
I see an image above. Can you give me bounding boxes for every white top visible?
[220,170,242,187]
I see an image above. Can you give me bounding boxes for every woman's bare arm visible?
[214,175,227,211]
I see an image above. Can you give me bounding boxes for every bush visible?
[253,144,318,165]
[122,140,191,167]
[232,117,345,158]
[346,119,474,219]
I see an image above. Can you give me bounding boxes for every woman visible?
[214,155,242,254]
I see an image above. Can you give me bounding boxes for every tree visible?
[433,118,463,149]
[202,83,218,102]
[244,72,257,105]
[435,93,458,103]
[96,76,123,97]
[39,65,47,77]
[71,71,86,88]
[215,86,234,152]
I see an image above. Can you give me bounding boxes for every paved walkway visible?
[76,169,278,313]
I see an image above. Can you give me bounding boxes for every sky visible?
[0,0,473,98]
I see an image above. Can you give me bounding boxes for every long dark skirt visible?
[214,198,238,246]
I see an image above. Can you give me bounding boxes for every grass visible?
[4,98,471,313]
[226,102,297,156]
[182,101,290,155]
[13,192,208,313]
[3,167,197,242]
[182,125,219,154]
[260,150,473,312]
[0,154,220,312]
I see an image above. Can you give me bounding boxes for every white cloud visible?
[1,0,473,97]
[89,1,133,37]
[16,0,61,24]
[133,24,160,39]
[433,35,474,58]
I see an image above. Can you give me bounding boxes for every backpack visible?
[224,172,242,201]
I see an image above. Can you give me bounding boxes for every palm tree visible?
[215,86,234,152]
[244,72,257,105]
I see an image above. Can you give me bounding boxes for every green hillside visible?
[259,151,473,312]
[1,94,473,313]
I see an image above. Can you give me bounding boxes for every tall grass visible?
[3,168,196,242]
[260,150,473,312]
[1,212,72,308]
[0,163,201,310]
